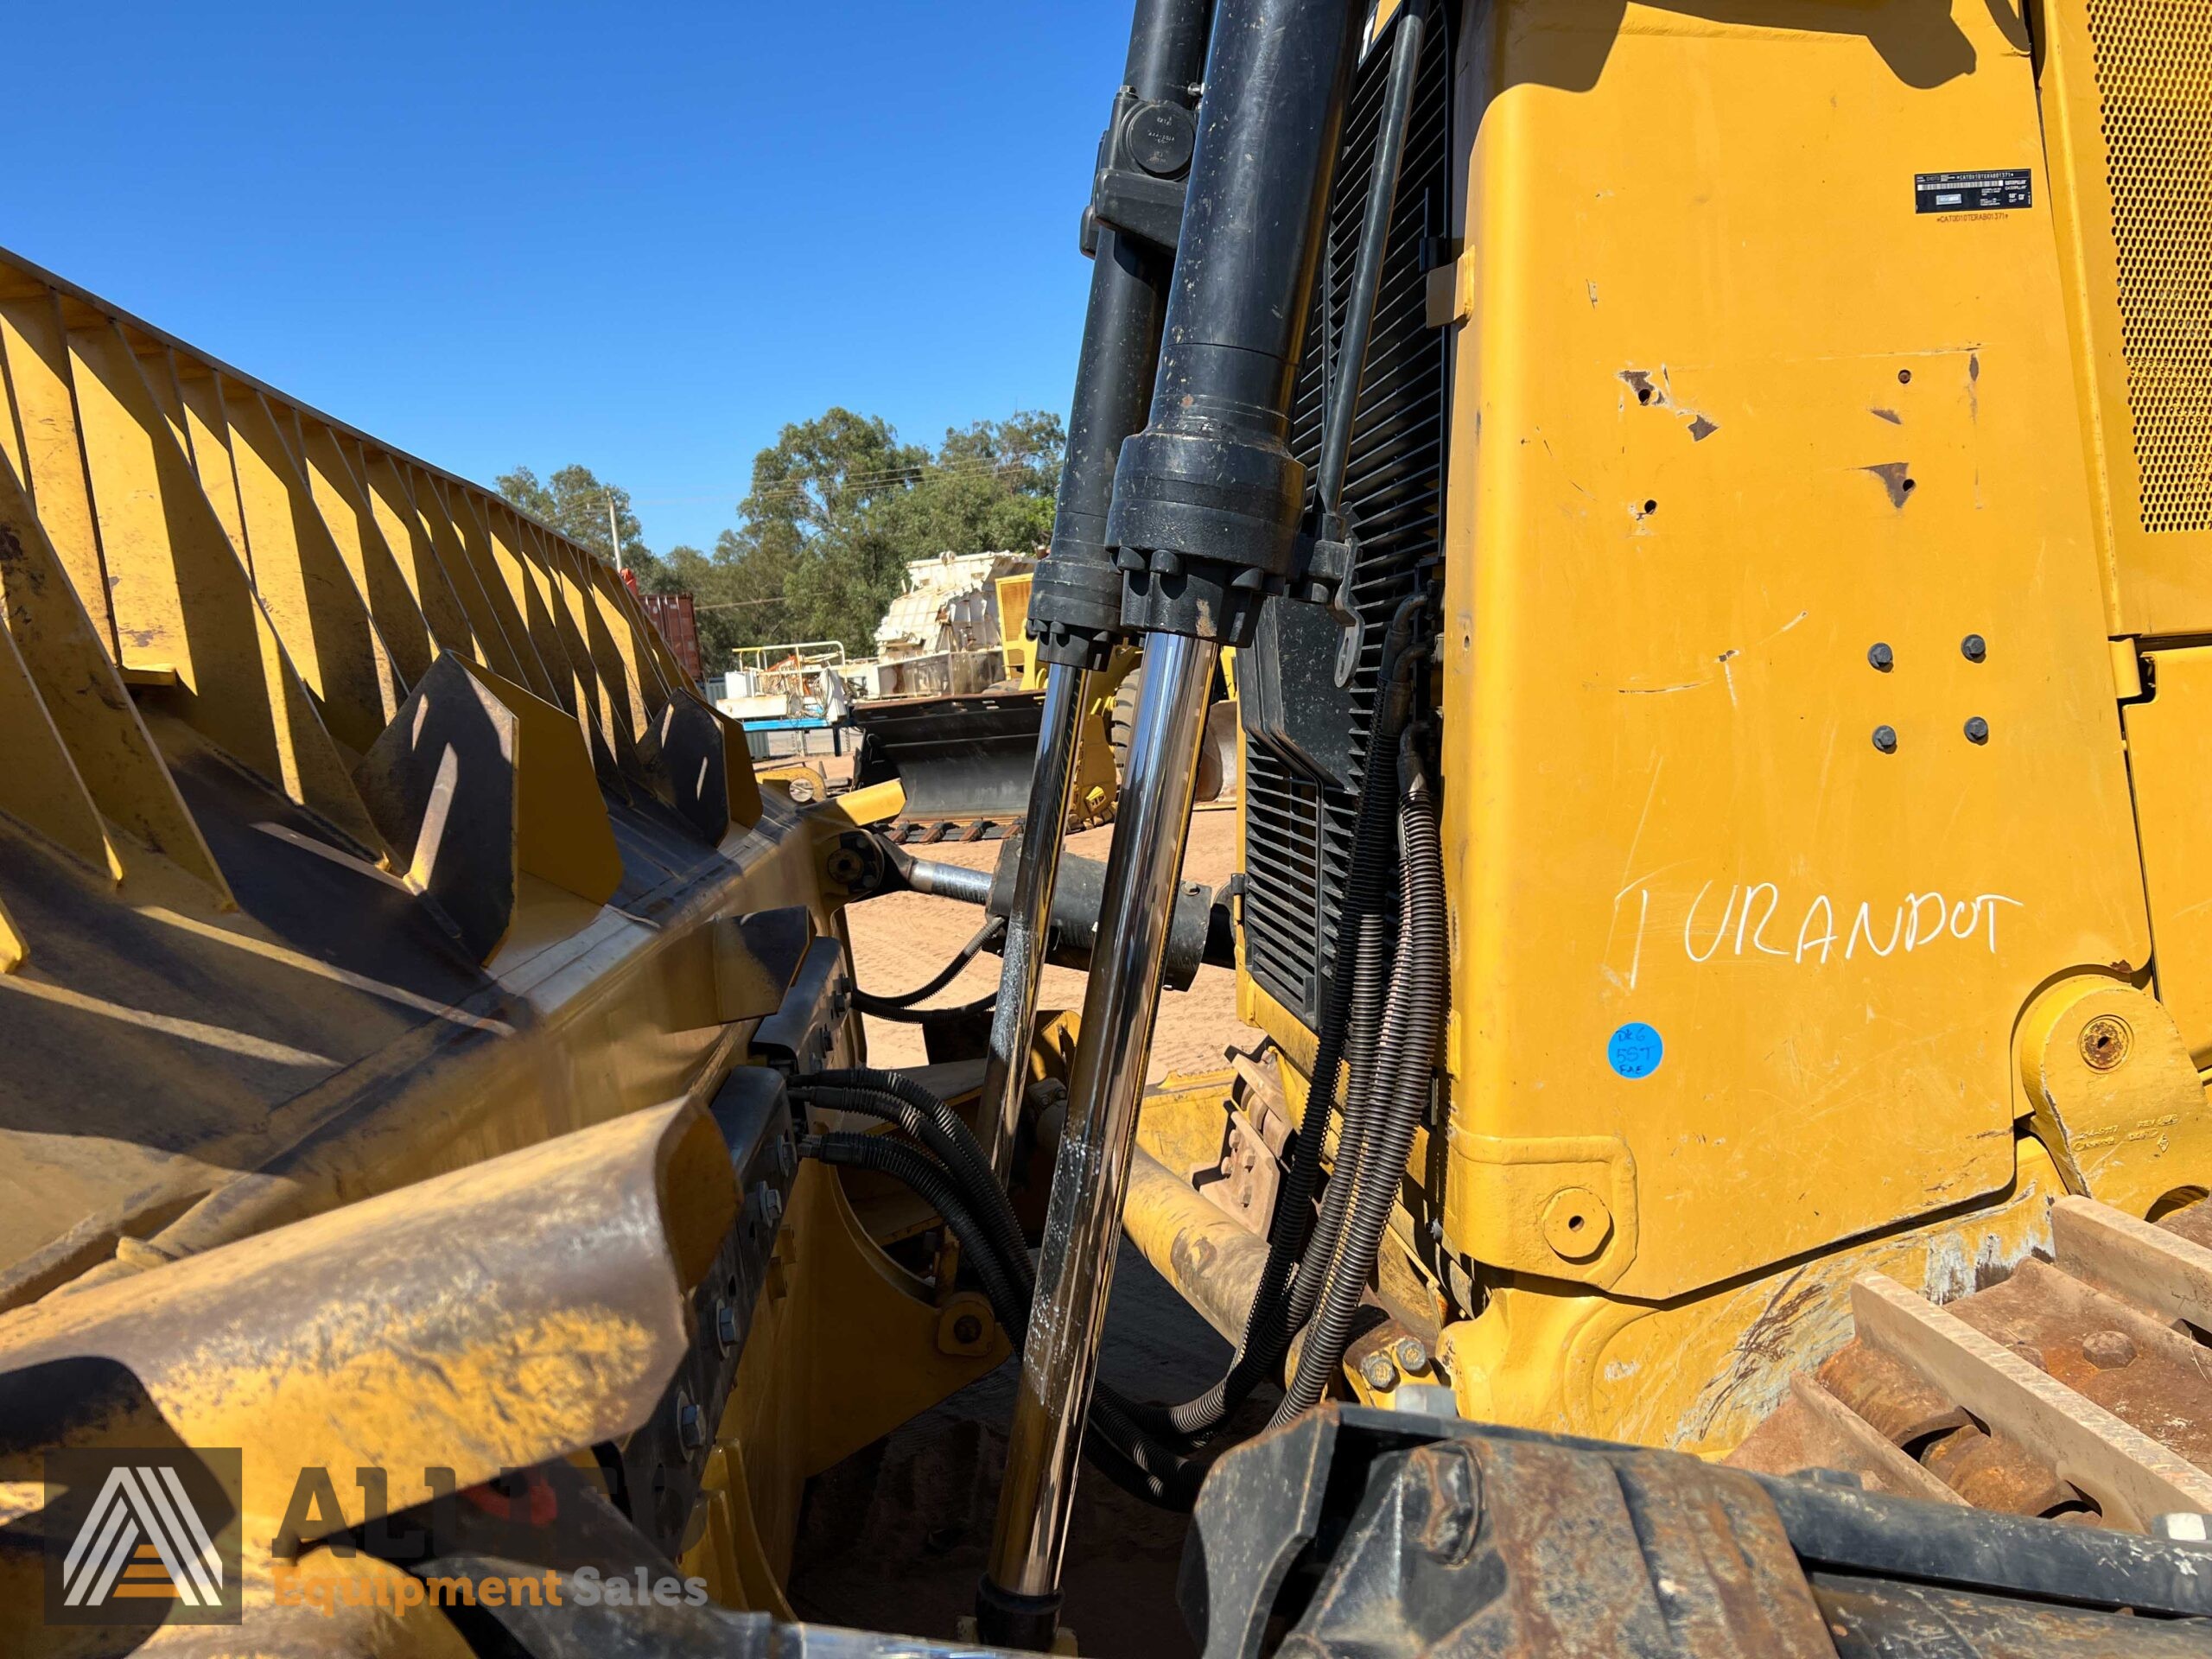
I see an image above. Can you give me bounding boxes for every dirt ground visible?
[845,804,1258,1082]
[785,1239,1275,1654]
[799,804,1269,1655]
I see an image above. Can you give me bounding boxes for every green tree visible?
[493,414,1065,673]
[881,410,1063,561]
[644,540,785,674]
[711,408,1065,655]
[495,463,663,582]
[716,409,927,653]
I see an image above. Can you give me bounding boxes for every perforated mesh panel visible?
[2085,0,2212,532]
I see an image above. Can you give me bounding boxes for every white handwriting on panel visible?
[1610,881,2024,990]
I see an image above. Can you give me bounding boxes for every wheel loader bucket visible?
[851,690,1115,843]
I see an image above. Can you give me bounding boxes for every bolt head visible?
[2080,1014,2133,1072]
[1359,1351,1399,1390]
[1867,642,1895,671]
[1394,1336,1431,1373]
[1961,633,1987,663]
[1964,715,1989,744]
[676,1393,705,1452]
[715,1300,738,1353]
[1872,724,1898,753]
[2082,1329,2138,1370]
[951,1313,984,1346]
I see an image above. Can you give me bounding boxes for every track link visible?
[1732,1196,2212,1533]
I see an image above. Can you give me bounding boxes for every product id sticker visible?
[1607,1021,1664,1079]
[1915,169,2032,214]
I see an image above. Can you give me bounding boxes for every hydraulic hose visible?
[1135,596,1427,1446]
[791,1071,1029,1281]
[799,1128,1198,1508]
[804,1132,1032,1332]
[1275,793,1423,1420]
[1278,736,1401,1338]
[849,989,995,1025]
[1272,719,1446,1425]
[849,918,1003,1010]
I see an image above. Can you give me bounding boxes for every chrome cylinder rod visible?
[982,631,1218,1611]
[976,658,1094,1179]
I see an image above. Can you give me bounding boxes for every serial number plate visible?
[1915,169,2033,213]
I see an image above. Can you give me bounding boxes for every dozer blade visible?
[850,690,1051,843]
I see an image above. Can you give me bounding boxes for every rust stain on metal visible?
[1816,1339,1970,1446]
[1920,1424,2082,1515]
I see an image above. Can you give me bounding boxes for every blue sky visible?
[1,3,1127,555]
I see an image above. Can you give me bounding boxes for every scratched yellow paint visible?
[1440,1139,2069,1454]
[1212,0,2212,1455]
[1436,0,2151,1306]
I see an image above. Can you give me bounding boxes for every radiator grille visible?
[2085,0,2212,533]
[1241,10,1452,1025]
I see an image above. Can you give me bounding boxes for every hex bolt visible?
[715,1299,738,1354]
[1394,1335,1431,1374]
[1867,641,1895,671]
[2082,1329,2138,1370]
[677,1392,705,1453]
[1961,633,1987,663]
[1964,716,1989,744]
[762,1186,785,1231]
[1360,1351,1399,1391]
[952,1313,985,1346]
[1872,725,1899,753]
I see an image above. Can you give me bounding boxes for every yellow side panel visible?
[2038,0,2212,634]
[1441,0,2150,1303]
[2122,646,2212,1062]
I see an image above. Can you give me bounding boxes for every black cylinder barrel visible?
[1108,0,1367,646]
[1029,0,1212,671]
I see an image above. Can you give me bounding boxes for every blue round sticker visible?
[1608,1021,1664,1079]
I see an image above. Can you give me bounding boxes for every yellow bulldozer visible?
[7,0,2212,1653]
